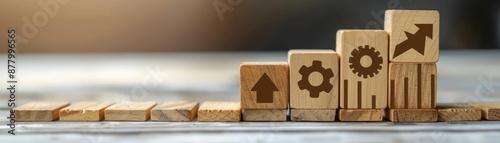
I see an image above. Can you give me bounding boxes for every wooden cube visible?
[151,101,199,122]
[288,50,339,109]
[15,102,70,122]
[198,102,241,122]
[240,62,288,109]
[336,30,388,109]
[389,63,437,109]
[60,102,114,122]
[104,102,157,121]
[437,103,481,122]
[385,10,440,63]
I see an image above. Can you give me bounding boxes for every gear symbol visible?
[349,45,383,79]
[298,61,334,98]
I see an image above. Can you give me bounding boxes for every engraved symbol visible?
[297,61,334,98]
[349,45,383,79]
[393,24,433,58]
[252,73,278,103]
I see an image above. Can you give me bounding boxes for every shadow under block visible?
[198,102,241,122]
[336,30,388,109]
[59,102,114,122]
[389,63,437,109]
[242,109,287,121]
[385,10,440,63]
[388,109,437,122]
[288,50,339,109]
[15,102,70,122]
[104,102,156,121]
[338,109,383,121]
[151,101,199,122]
[240,62,288,109]
[468,102,500,120]
[291,109,336,121]
[437,103,481,122]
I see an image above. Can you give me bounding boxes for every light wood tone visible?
[288,50,339,109]
[240,62,289,109]
[242,109,287,121]
[389,63,437,109]
[385,10,440,63]
[104,102,156,121]
[336,30,388,109]
[468,102,500,120]
[290,109,336,121]
[59,102,114,122]
[388,109,437,122]
[198,102,241,122]
[151,101,199,122]
[338,109,383,121]
[15,102,70,122]
[437,103,481,122]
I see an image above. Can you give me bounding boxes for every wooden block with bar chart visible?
[389,63,437,109]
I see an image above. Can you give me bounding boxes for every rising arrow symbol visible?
[251,73,278,103]
[393,24,433,58]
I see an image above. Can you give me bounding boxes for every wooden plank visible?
[288,50,339,109]
[336,30,388,109]
[59,102,114,122]
[151,101,199,122]
[15,101,70,122]
[240,62,288,109]
[388,109,437,122]
[338,109,383,121]
[437,103,481,122]
[104,102,156,121]
[242,109,287,121]
[198,102,241,122]
[290,109,336,121]
[385,10,440,63]
[389,63,437,109]
[468,102,500,120]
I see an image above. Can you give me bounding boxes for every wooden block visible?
[468,102,500,120]
[388,109,438,122]
[242,109,287,121]
[15,102,70,122]
[151,101,199,122]
[437,103,481,122]
[385,10,440,63]
[336,30,388,109]
[290,109,336,121]
[338,109,383,121]
[198,102,241,122]
[59,102,114,122]
[104,102,156,121]
[240,62,288,109]
[389,63,437,109]
[288,50,339,109]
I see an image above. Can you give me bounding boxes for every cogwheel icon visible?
[349,45,383,79]
[297,60,334,98]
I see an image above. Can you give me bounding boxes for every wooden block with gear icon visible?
[336,30,388,121]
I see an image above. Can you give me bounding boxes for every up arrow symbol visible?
[251,73,278,103]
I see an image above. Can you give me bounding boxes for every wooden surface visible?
[468,102,500,120]
[338,109,383,121]
[151,101,199,122]
[104,102,157,121]
[437,103,481,122]
[385,10,440,62]
[198,102,241,122]
[288,50,339,109]
[59,102,114,122]
[240,62,289,109]
[389,63,437,109]
[336,30,388,109]
[388,109,438,122]
[290,109,336,121]
[242,109,287,121]
[14,102,70,122]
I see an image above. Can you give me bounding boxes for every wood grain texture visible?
[336,30,388,109]
[468,102,500,120]
[385,10,440,62]
[388,109,437,122]
[104,102,156,121]
[59,102,114,122]
[240,62,289,109]
[15,102,70,122]
[288,50,339,109]
[290,109,336,121]
[198,102,241,122]
[151,101,199,122]
[389,63,437,109]
[338,109,383,121]
[242,109,287,121]
[437,103,481,122]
